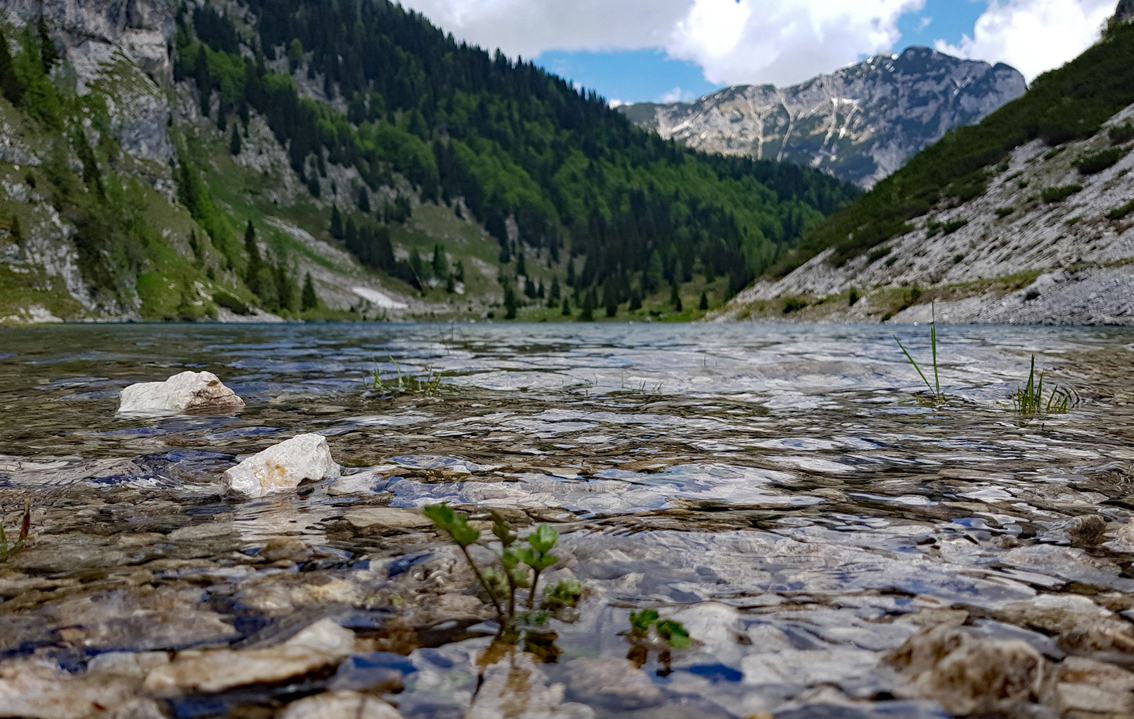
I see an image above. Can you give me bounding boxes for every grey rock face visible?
[621,47,1027,188]
[1118,0,1134,24]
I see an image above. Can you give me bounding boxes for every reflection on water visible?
[1,322,1133,718]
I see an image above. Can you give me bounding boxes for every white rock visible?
[224,434,340,498]
[144,618,355,695]
[344,507,432,530]
[118,371,245,415]
[280,691,405,719]
[0,661,137,719]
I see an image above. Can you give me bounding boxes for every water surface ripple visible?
[1,323,1133,718]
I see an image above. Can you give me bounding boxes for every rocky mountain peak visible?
[620,48,1027,189]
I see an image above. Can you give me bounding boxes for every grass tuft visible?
[1012,355,1070,421]
[894,304,945,407]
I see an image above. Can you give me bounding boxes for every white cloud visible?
[936,0,1118,81]
[397,0,1119,89]
[659,87,684,104]
[398,0,925,87]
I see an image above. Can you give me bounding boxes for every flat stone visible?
[87,651,170,678]
[1056,682,1134,714]
[279,691,405,719]
[889,624,1045,716]
[118,371,244,415]
[0,661,137,719]
[224,434,341,498]
[742,648,879,687]
[344,507,432,530]
[143,618,355,695]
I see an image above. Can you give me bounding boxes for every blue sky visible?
[402,0,1118,105]
[536,0,989,105]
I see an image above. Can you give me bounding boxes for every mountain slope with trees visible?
[0,0,859,324]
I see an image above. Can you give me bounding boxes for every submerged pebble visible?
[117,371,245,415]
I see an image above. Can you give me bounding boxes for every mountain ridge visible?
[620,47,1027,189]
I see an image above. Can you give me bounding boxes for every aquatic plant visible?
[369,355,445,397]
[628,609,690,649]
[894,305,945,407]
[1012,355,1070,420]
[0,499,30,562]
[425,505,563,633]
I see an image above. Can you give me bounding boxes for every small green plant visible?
[1012,355,1070,421]
[369,355,445,397]
[1075,148,1127,175]
[995,206,1015,218]
[541,580,582,611]
[425,505,563,634]
[628,610,690,649]
[868,246,892,263]
[848,287,860,306]
[0,499,30,562]
[1109,122,1134,146]
[1106,199,1134,221]
[1042,185,1083,203]
[782,297,807,314]
[894,305,945,407]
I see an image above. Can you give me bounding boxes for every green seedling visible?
[0,499,31,563]
[627,609,690,649]
[894,304,945,407]
[541,580,583,611]
[426,505,562,635]
[1012,355,1070,421]
[368,354,446,398]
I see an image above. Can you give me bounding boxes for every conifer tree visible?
[0,30,22,106]
[565,258,576,287]
[549,277,560,302]
[561,297,571,316]
[580,288,596,321]
[431,244,448,279]
[699,291,709,311]
[454,260,465,283]
[515,248,527,277]
[330,205,343,239]
[670,280,682,312]
[229,124,242,155]
[358,187,371,213]
[301,272,318,310]
[244,220,262,297]
[504,283,518,319]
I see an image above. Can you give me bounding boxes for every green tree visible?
[330,205,343,239]
[503,283,518,319]
[0,29,25,105]
[301,272,318,310]
[244,220,262,297]
[454,260,465,282]
[431,243,448,278]
[561,297,571,316]
[516,248,527,277]
[699,291,709,311]
[229,123,242,155]
[670,280,682,312]
[580,288,596,321]
[644,251,663,293]
[287,38,304,73]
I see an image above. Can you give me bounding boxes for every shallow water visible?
[1,322,1134,718]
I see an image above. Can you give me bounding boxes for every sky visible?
[398,0,1120,105]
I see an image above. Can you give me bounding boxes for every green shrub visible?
[782,297,808,314]
[1109,122,1134,145]
[1107,198,1134,220]
[995,206,1015,218]
[1076,147,1127,175]
[1042,185,1083,203]
[868,246,892,262]
[213,290,251,314]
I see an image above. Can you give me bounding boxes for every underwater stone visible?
[889,624,1045,716]
[224,434,341,498]
[0,661,137,719]
[143,618,355,695]
[279,691,405,719]
[118,371,245,415]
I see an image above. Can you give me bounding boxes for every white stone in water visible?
[118,371,245,415]
[280,691,405,719]
[144,618,355,695]
[224,434,341,498]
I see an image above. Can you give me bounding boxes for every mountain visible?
[713,13,1134,326]
[0,0,857,325]
[620,48,1027,189]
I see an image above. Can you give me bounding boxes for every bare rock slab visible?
[118,371,244,415]
[280,691,405,719]
[143,618,355,695]
[225,434,341,498]
[0,661,137,719]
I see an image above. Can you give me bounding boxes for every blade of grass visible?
[895,337,936,398]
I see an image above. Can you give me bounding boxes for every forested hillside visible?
[0,0,857,323]
[179,0,856,302]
